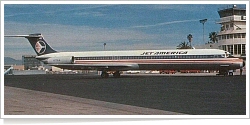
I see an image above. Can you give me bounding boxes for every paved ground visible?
[4,74,246,115]
[4,86,184,115]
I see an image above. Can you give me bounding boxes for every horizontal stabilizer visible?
[4,33,42,38]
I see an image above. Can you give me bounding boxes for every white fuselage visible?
[36,49,244,71]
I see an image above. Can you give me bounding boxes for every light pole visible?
[199,19,207,43]
[103,43,106,50]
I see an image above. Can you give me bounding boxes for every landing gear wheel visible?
[223,71,228,76]
[101,72,109,78]
[113,71,121,78]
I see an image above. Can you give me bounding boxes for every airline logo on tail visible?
[35,40,46,54]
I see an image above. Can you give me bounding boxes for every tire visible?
[113,71,121,78]
[101,72,109,78]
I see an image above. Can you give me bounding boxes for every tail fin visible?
[5,33,57,56]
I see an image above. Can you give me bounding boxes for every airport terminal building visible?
[217,5,246,58]
[22,55,43,70]
[203,5,246,58]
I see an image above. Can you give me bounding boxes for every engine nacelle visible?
[45,56,74,64]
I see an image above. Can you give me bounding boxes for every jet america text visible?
[140,51,188,55]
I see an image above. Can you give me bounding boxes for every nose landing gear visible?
[218,69,233,76]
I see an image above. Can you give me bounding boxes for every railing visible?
[216,15,246,24]
[4,66,13,75]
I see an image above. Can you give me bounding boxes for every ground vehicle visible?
[180,70,201,73]
[159,70,176,74]
[125,70,140,74]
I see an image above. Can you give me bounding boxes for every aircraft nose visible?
[240,60,245,68]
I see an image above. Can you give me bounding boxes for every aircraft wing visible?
[49,63,139,71]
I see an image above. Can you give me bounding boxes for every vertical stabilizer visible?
[5,33,57,56]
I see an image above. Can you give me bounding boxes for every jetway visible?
[4,66,13,75]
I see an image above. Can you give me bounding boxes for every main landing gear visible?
[101,71,109,78]
[101,71,121,78]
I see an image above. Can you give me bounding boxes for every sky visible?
[3,1,247,60]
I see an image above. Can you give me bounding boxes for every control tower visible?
[217,5,246,58]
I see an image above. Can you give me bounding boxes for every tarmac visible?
[4,86,184,115]
[4,73,246,116]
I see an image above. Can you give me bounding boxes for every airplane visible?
[5,33,244,78]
